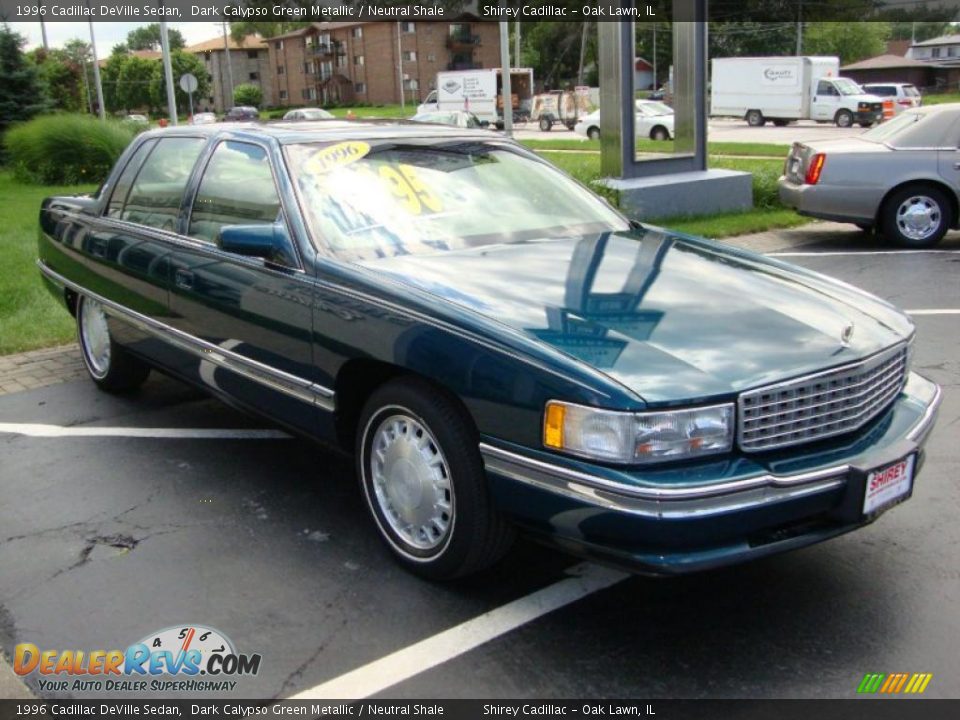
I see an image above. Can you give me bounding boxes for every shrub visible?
[3,114,141,185]
[233,83,262,108]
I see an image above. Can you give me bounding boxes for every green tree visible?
[229,20,311,42]
[31,49,84,112]
[61,38,94,114]
[149,51,209,112]
[126,23,185,52]
[100,53,127,113]
[233,83,263,107]
[804,22,892,64]
[117,56,156,112]
[0,24,48,134]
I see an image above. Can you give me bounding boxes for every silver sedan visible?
[779,103,960,247]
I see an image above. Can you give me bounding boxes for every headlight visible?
[543,401,734,464]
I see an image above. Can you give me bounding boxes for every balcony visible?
[313,68,334,81]
[446,34,481,50]
[308,41,343,57]
[446,61,482,71]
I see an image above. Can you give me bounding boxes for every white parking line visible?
[906,309,960,316]
[0,423,290,439]
[769,250,960,257]
[288,562,629,700]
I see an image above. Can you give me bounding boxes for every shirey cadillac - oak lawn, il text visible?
[37,122,941,579]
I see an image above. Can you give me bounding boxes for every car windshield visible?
[834,78,863,96]
[286,140,628,261]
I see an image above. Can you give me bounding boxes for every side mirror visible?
[218,223,290,261]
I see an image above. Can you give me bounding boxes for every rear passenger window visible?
[106,139,156,218]
[188,141,282,244]
[122,137,205,231]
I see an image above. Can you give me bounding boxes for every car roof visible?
[137,120,498,146]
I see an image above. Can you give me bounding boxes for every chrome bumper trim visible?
[37,260,336,412]
[480,382,939,518]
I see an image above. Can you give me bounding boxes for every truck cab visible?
[810,77,884,128]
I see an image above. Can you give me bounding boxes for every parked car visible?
[862,83,922,114]
[574,100,674,141]
[779,103,960,247]
[38,124,941,579]
[190,112,217,125]
[224,106,259,121]
[409,110,485,129]
[123,114,149,124]
[283,107,335,121]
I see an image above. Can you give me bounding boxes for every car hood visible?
[358,227,913,404]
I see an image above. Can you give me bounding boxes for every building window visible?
[352,27,363,39]
[354,55,364,66]
[950,47,957,57]
[279,90,287,100]
[247,50,258,59]
[249,72,259,81]
[404,78,419,91]
[427,53,436,62]
[302,88,317,100]
[354,82,366,94]
[402,51,417,62]
[277,65,285,75]
[336,54,347,68]
[449,23,469,36]
[401,22,415,33]
[933,47,942,57]
[276,40,284,50]
[303,62,311,74]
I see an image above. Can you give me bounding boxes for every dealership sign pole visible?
[86,16,105,120]
[159,17,178,125]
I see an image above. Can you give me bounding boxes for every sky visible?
[9,21,225,54]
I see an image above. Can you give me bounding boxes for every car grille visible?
[738,344,908,452]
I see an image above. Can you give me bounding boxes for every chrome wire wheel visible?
[79,297,111,379]
[896,195,942,241]
[368,412,454,552]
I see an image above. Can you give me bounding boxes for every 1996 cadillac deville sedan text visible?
[37,122,941,578]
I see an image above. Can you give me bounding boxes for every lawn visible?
[537,150,809,239]
[522,138,791,158]
[327,104,413,119]
[920,92,960,105]
[0,171,96,355]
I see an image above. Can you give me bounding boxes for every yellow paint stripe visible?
[917,673,933,694]
[904,674,920,693]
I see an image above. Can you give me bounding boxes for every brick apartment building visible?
[267,19,501,107]
[185,34,274,113]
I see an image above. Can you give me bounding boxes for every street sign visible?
[179,73,198,93]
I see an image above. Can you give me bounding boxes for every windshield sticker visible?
[304,141,371,174]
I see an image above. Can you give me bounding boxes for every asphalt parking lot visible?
[1,228,958,700]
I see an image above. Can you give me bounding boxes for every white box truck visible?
[710,56,885,128]
[417,68,535,126]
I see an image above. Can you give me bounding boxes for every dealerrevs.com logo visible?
[14,625,262,693]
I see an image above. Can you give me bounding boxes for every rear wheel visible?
[587,126,600,140]
[746,110,765,127]
[357,377,515,579]
[650,125,670,141]
[76,295,150,392]
[772,119,790,127]
[835,110,854,128]
[539,116,552,132]
[880,185,951,248]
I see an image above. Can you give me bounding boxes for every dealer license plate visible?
[863,455,915,517]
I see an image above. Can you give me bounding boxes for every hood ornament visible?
[840,322,855,347]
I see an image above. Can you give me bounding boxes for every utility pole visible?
[160,20,178,124]
[39,0,49,51]
[514,21,520,67]
[796,0,803,55]
[397,21,405,109]
[87,18,105,120]
[222,21,235,110]
[499,21,512,136]
[652,23,657,91]
[577,22,588,86]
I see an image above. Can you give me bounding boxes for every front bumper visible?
[481,372,941,575]
[856,109,884,124]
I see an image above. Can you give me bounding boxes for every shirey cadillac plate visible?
[864,454,916,517]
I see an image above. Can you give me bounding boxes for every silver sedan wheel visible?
[896,195,942,241]
[369,413,454,551]
[79,297,111,379]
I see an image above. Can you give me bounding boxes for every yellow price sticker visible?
[304,141,371,175]
[372,163,443,216]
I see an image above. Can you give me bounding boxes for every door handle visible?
[174,268,194,290]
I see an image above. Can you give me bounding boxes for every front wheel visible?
[587,126,600,140]
[835,110,854,128]
[539,116,552,132]
[650,125,670,141]
[76,295,150,392]
[880,186,951,248]
[746,110,765,127]
[357,377,515,579]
